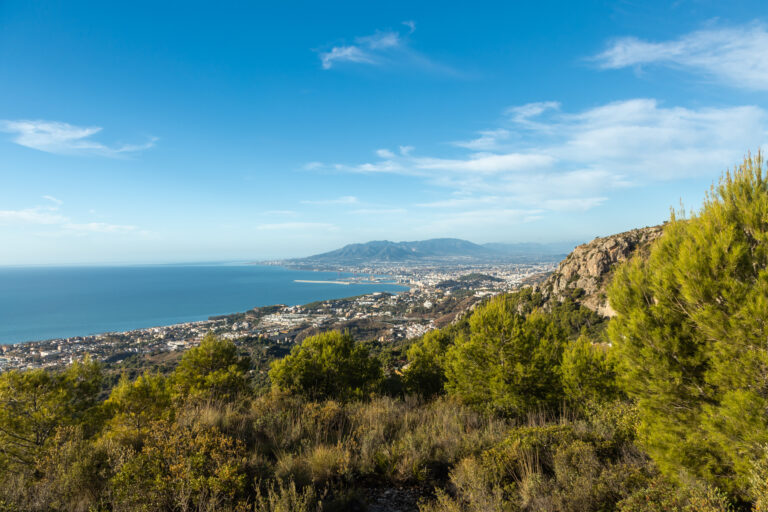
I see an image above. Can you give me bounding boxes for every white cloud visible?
[0,201,143,236]
[303,161,324,170]
[355,160,404,173]
[63,222,138,233]
[42,195,63,206]
[357,31,401,50]
[255,222,337,231]
[453,129,511,150]
[0,119,156,156]
[320,45,376,70]
[399,145,414,156]
[506,101,561,124]
[351,208,407,215]
[300,195,359,205]
[555,99,766,179]
[413,153,554,174]
[425,208,544,231]
[376,148,396,158]
[416,196,500,208]
[593,23,768,90]
[318,23,451,73]
[315,98,768,218]
[541,197,607,212]
[0,207,67,225]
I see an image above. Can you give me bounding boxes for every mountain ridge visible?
[287,237,569,265]
[537,224,665,316]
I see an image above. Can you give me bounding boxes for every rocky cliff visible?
[539,225,664,317]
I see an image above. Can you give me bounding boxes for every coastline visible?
[0,265,408,347]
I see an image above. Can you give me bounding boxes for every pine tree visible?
[608,154,768,498]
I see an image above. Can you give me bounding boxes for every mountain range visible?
[286,238,575,265]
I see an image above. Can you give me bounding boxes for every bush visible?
[171,333,251,402]
[104,371,171,441]
[403,329,452,398]
[268,331,381,401]
[560,334,619,405]
[0,356,103,470]
[108,419,248,511]
[419,401,654,512]
[444,295,566,416]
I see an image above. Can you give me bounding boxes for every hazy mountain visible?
[287,238,568,265]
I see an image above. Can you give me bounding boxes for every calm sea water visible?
[0,264,406,344]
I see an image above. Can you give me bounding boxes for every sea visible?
[0,264,407,344]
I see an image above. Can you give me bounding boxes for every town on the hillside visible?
[0,262,554,371]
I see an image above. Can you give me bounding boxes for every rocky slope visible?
[539,225,665,317]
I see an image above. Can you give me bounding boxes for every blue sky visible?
[2,1,768,265]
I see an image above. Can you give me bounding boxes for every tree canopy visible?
[268,331,381,400]
[171,334,251,401]
[609,153,768,498]
[445,294,567,415]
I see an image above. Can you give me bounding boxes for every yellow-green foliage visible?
[560,335,619,405]
[444,295,566,416]
[268,331,382,400]
[172,333,251,402]
[104,371,171,440]
[0,356,102,470]
[403,329,452,397]
[608,154,768,497]
[418,402,658,512]
[108,419,248,511]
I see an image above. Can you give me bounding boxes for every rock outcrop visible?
[539,225,664,317]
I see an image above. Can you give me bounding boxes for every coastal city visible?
[0,262,555,371]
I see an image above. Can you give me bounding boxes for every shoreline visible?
[0,266,407,347]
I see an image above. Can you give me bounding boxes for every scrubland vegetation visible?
[3,155,768,510]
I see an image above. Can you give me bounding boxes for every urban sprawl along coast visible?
[0,262,554,371]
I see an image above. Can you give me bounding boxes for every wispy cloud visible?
[42,195,63,206]
[0,200,143,236]
[301,195,359,205]
[264,210,298,217]
[310,98,768,216]
[453,129,511,151]
[63,222,138,233]
[593,22,768,91]
[351,208,407,215]
[0,207,68,225]
[318,23,452,73]
[0,119,156,156]
[320,45,377,69]
[376,148,396,158]
[255,222,338,231]
[505,101,561,124]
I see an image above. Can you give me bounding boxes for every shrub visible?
[104,371,171,441]
[560,334,619,405]
[0,356,103,470]
[403,329,452,398]
[444,295,566,416]
[171,333,251,402]
[108,419,248,511]
[268,331,381,401]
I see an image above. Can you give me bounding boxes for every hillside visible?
[538,225,665,316]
